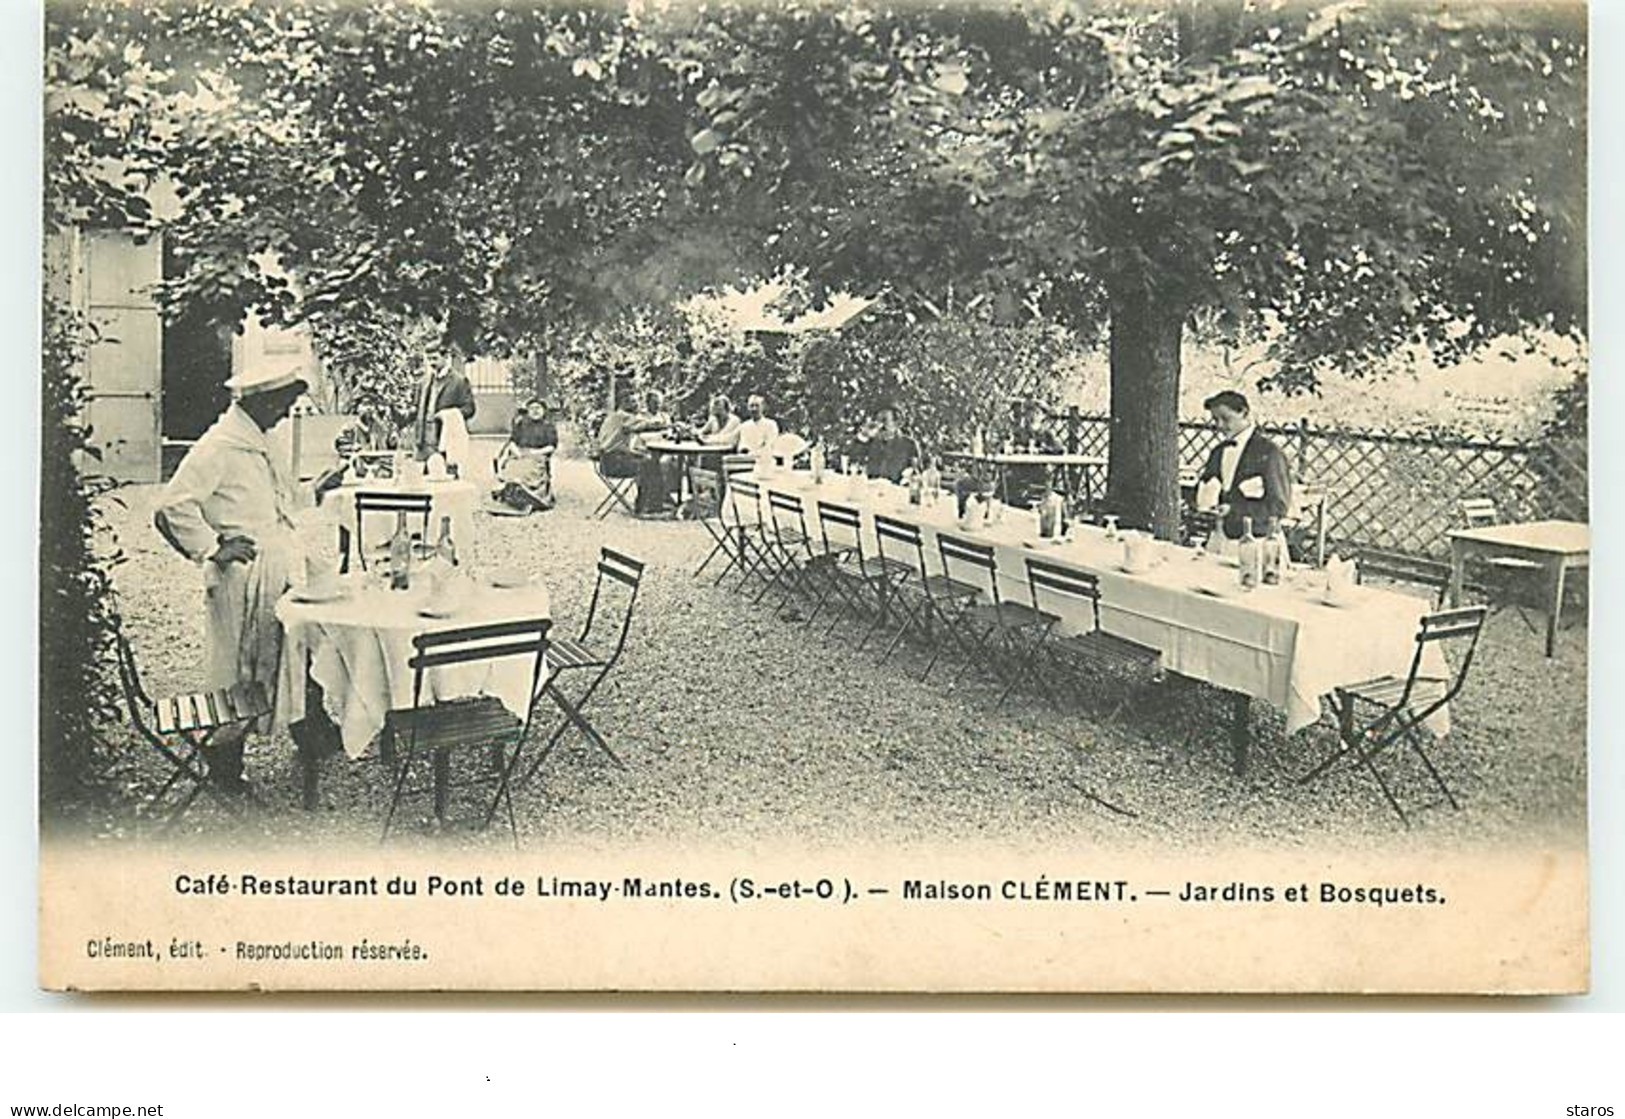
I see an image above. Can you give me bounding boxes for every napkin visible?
[1238,476,1265,500]
[1195,477,1222,510]
[1323,555,1359,603]
[437,408,470,469]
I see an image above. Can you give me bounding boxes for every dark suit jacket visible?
[413,372,477,456]
[1199,429,1293,539]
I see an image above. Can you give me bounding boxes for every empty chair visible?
[693,453,759,580]
[758,489,823,614]
[808,499,876,634]
[1023,558,1163,715]
[112,625,269,829]
[351,491,433,572]
[1452,497,1542,629]
[933,533,1052,695]
[713,476,779,594]
[382,617,552,841]
[492,548,645,810]
[871,519,980,681]
[1300,605,1488,827]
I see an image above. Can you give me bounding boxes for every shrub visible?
[39,296,126,812]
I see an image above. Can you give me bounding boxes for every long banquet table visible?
[736,469,1449,770]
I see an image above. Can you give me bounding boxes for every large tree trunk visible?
[1105,281,1184,540]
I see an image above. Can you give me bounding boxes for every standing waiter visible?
[412,341,477,461]
[1197,390,1293,543]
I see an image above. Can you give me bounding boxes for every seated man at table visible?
[1004,399,1064,504]
[854,408,919,482]
[735,394,781,460]
[1197,390,1292,543]
[152,366,340,792]
[590,389,672,515]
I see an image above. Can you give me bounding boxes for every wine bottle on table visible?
[1238,517,1260,590]
[388,511,412,591]
[1261,517,1282,585]
[435,515,458,567]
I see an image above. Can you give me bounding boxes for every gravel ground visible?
[71,430,1588,854]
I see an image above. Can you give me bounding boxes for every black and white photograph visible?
[36,0,1591,993]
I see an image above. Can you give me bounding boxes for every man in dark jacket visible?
[412,343,477,459]
[1198,390,1292,541]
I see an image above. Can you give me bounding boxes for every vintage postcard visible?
[38,0,1588,993]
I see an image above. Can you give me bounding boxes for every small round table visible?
[275,572,552,760]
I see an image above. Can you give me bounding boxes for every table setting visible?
[275,551,552,759]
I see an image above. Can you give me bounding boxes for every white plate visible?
[1194,583,1238,599]
[418,603,461,618]
[1117,564,1154,576]
[291,586,347,604]
[488,573,531,589]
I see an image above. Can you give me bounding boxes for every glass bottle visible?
[810,442,825,484]
[388,511,412,591]
[1261,517,1281,586]
[907,467,923,506]
[435,515,458,567]
[1238,517,1261,590]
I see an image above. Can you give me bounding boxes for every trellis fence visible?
[1065,414,1587,561]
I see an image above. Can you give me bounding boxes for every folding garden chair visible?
[381,617,552,841]
[709,475,779,593]
[693,453,758,579]
[113,627,269,829]
[589,453,638,519]
[811,499,882,638]
[350,490,432,572]
[497,548,645,803]
[1299,605,1488,827]
[1450,497,1542,631]
[932,533,1052,693]
[757,489,822,614]
[1023,558,1163,715]
[870,513,975,671]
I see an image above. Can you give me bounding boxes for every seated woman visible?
[492,398,559,514]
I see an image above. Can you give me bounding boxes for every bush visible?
[550,294,1076,456]
[39,297,126,812]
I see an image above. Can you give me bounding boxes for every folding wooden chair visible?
[933,533,1051,693]
[113,627,269,829]
[709,475,778,593]
[381,617,552,841]
[757,489,822,614]
[693,453,758,579]
[1299,605,1488,827]
[870,513,974,671]
[1023,558,1163,714]
[499,548,645,801]
[351,490,432,572]
[589,453,638,519]
[811,499,881,637]
[1450,498,1542,631]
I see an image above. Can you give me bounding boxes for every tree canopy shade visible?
[46,0,1586,534]
[670,0,1586,533]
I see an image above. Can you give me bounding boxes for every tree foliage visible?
[46,0,1586,528]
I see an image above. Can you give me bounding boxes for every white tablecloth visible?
[275,575,552,758]
[738,470,1449,737]
[319,478,479,568]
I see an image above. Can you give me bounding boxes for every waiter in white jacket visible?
[154,365,329,793]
